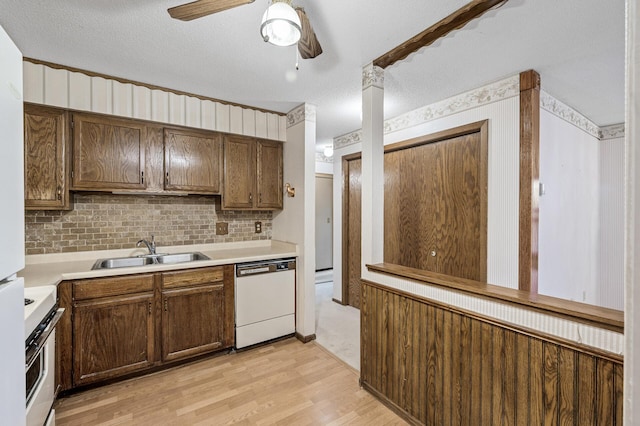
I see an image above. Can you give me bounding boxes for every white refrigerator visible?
[0,23,26,426]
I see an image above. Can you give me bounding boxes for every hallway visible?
[314,272,360,371]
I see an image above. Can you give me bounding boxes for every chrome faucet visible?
[137,235,156,255]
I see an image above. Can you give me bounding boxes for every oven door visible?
[26,329,55,426]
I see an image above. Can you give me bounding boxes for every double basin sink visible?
[92,252,210,270]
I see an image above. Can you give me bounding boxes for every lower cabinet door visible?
[72,293,155,386]
[161,284,225,362]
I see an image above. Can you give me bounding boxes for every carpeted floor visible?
[314,272,360,371]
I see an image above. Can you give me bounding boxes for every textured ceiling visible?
[0,0,625,152]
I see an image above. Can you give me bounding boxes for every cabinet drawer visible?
[73,274,155,300]
[162,267,224,289]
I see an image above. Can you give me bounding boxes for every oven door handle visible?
[26,308,64,369]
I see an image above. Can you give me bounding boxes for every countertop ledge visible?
[20,240,298,288]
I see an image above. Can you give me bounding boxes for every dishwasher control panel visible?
[235,258,296,277]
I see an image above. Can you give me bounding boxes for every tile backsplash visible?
[25,194,272,255]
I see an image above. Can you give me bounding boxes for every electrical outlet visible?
[255,221,262,233]
[216,222,228,235]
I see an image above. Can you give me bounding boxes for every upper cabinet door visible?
[164,128,222,194]
[256,139,283,209]
[222,135,255,209]
[71,113,146,191]
[24,103,71,210]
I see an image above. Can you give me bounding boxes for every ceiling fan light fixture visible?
[260,1,302,47]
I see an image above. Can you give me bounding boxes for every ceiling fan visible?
[167,0,323,59]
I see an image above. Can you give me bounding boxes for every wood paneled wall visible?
[360,281,624,425]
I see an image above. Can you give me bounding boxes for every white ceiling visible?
[0,0,625,153]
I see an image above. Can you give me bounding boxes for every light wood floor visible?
[55,338,407,425]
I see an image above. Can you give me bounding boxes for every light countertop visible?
[19,240,298,288]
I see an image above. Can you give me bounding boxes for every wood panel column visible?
[361,64,385,274]
[519,70,540,293]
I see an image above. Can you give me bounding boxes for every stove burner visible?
[25,298,35,306]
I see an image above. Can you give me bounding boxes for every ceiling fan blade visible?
[168,0,255,21]
[296,7,323,59]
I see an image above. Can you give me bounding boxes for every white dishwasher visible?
[235,258,296,349]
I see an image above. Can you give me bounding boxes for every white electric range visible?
[24,285,60,426]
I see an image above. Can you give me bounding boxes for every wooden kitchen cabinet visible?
[57,266,234,391]
[24,103,71,210]
[222,135,282,210]
[71,112,146,191]
[256,139,283,209]
[164,128,222,194]
[161,266,233,362]
[70,274,156,387]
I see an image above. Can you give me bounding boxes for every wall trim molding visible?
[286,103,316,128]
[540,90,601,139]
[336,77,625,150]
[540,90,625,140]
[601,123,626,140]
[334,74,520,149]
[362,64,385,90]
[314,152,333,163]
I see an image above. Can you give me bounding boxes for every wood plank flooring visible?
[55,338,406,425]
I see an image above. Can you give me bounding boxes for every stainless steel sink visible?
[157,252,210,264]
[91,252,210,270]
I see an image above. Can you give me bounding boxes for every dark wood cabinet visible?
[57,266,234,391]
[164,128,222,194]
[24,103,71,210]
[161,266,233,362]
[71,112,146,191]
[70,274,156,387]
[222,135,282,210]
[256,140,283,209]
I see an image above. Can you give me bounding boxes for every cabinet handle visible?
[148,301,152,315]
[165,172,169,185]
[57,186,62,200]
[249,192,253,202]
[141,171,144,184]
[164,299,168,312]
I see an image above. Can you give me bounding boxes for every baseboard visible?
[295,332,316,343]
[360,380,422,426]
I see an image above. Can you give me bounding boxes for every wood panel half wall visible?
[360,280,623,425]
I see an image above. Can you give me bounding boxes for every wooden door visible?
[24,104,71,210]
[256,139,283,209]
[71,113,146,191]
[343,156,362,308]
[161,284,225,362]
[222,135,255,209]
[72,293,155,386]
[164,128,222,194]
[384,123,487,281]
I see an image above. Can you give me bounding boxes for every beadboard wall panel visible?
[22,61,286,141]
[598,137,625,310]
[539,109,600,304]
[132,85,151,121]
[68,72,91,111]
[43,66,68,107]
[361,281,624,426]
[370,271,623,355]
